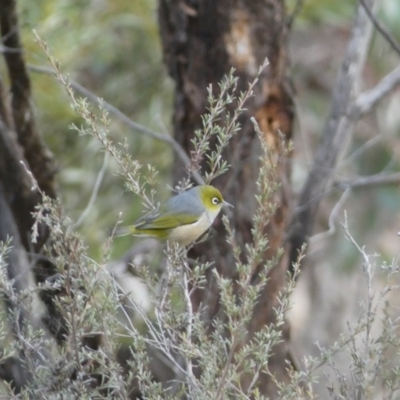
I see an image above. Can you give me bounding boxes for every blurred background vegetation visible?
[288,0,400,267]
[8,0,400,300]
[0,0,399,396]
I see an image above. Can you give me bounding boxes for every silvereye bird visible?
[119,185,232,246]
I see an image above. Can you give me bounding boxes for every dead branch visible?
[288,0,378,270]
[359,0,400,56]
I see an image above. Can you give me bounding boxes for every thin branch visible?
[341,211,373,291]
[359,0,400,57]
[341,134,382,166]
[336,172,400,188]
[28,64,204,185]
[352,65,400,117]
[181,262,195,395]
[309,187,351,245]
[71,151,109,229]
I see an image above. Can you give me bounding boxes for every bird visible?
[118,185,232,246]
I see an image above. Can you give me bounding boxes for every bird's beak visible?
[223,200,233,208]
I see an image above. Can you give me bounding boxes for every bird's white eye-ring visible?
[212,197,220,205]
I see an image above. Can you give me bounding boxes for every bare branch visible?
[336,172,400,188]
[341,134,382,166]
[310,187,351,245]
[359,0,400,57]
[71,151,110,229]
[352,65,400,117]
[288,0,377,271]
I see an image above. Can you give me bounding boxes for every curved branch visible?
[28,64,204,185]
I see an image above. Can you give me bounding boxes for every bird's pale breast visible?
[167,211,214,246]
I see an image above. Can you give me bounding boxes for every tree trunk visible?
[159,0,294,396]
[0,0,62,389]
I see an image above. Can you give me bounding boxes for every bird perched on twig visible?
[117,185,232,246]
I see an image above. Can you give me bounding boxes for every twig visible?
[182,259,195,395]
[336,172,400,188]
[341,212,374,381]
[310,187,351,245]
[71,151,109,229]
[28,64,204,185]
[342,210,373,292]
[359,0,400,57]
[341,134,382,166]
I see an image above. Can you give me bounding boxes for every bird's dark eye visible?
[212,197,220,205]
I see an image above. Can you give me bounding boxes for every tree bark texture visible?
[159,0,294,396]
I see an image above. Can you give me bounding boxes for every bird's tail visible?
[114,226,136,237]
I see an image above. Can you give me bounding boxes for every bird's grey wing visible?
[135,211,197,230]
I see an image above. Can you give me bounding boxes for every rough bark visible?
[159,0,294,396]
[0,0,57,199]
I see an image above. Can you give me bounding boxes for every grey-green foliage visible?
[0,50,300,398]
[0,206,127,398]
[2,18,400,397]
